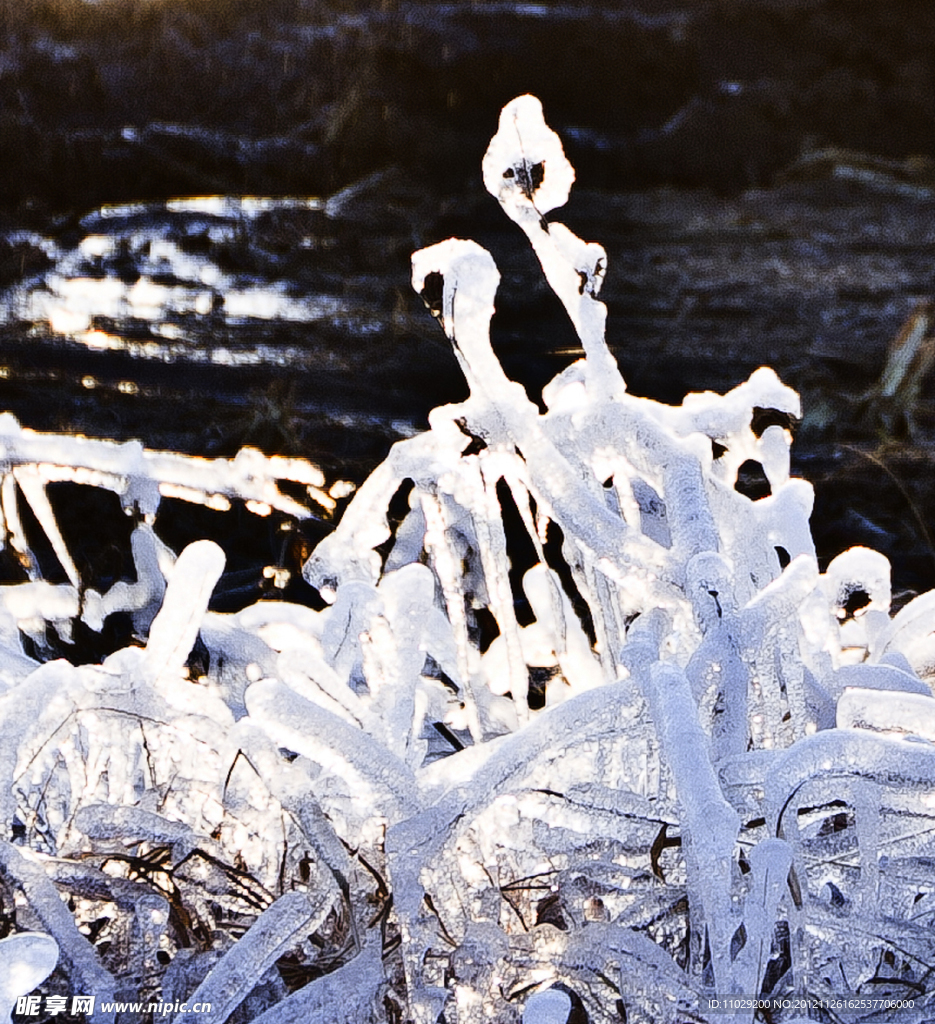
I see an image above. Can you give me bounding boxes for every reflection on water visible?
[0,185,442,472]
[0,196,391,367]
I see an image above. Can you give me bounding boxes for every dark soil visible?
[3,0,935,212]
[1,0,935,599]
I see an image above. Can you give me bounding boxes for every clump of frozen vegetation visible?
[2,96,935,1023]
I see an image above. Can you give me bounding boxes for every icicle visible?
[248,934,384,1024]
[420,489,486,741]
[472,460,531,724]
[277,645,386,739]
[837,686,935,741]
[643,662,740,993]
[411,239,667,584]
[827,661,928,697]
[0,473,37,579]
[142,539,225,689]
[82,523,168,634]
[303,427,465,594]
[13,465,80,588]
[731,839,792,1004]
[173,889,337,1023]
[376,563,449,760]
[245,679,418,818]
[0,581,79,645]
[523,564,603,699]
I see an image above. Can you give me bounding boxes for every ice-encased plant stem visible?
[1,95,935,1023]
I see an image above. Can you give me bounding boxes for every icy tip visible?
[0,933,60,1023]
[411,239,500,340]
[523,987,573,1024]
[482,94,575,218]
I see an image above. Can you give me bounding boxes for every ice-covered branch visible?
[2,93,935,1023]
[483,95,624,402]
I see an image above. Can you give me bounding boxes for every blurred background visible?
[1,0,935,602]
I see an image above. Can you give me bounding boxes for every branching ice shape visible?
[0,415,344,649]
[246,678,418,819]
[483,95,622,402]
[82,523,168,634]
[0,412,331,519]
[2,94,935,1022]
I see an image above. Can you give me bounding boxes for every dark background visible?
[3,0,935,208]
[2,0,935,601]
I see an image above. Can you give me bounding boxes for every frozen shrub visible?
[0,96,934,1023]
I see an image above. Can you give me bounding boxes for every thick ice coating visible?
[0,94,933,1023]
[0,933,59,1024]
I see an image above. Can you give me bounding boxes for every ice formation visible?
[0,933,59,1024]
[0,95,934,1023]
